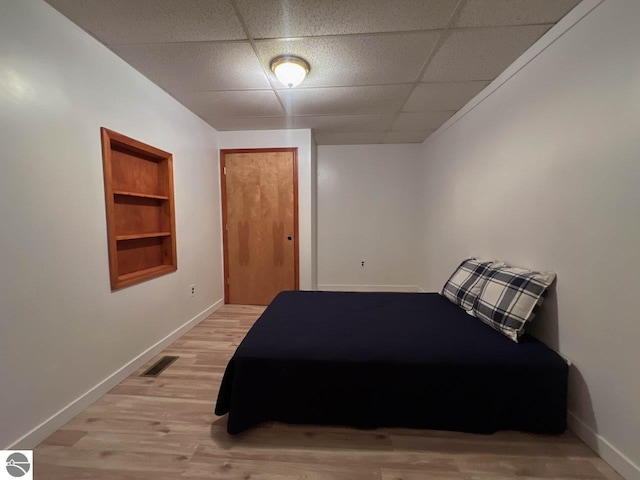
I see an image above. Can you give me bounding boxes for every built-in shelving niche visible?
[101,127,177,290]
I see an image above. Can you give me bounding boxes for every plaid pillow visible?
[472,265,556,342]
[441,258,497,311]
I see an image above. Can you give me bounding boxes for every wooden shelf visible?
[113,190,169,201]
[101,127,177,290]
[116,264,176,289]
[116,232,171,241]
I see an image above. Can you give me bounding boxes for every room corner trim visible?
[568,410,640,480]
[6,298,225,450]
[317,284,422,293]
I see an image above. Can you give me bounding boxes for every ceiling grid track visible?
[228,0,289,117]
[381,0,468,143]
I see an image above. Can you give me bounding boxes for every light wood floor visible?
[35,305,622,480]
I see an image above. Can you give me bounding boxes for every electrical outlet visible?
[360,259,365,268]
[190,284,196,297]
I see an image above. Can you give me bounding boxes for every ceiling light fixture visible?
[270,55,310,88]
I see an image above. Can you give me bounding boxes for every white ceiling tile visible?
[280,85,412,116]
[44,0,245,43]
[403,81,490,111]
[110,42,270,91]
[255,33,440,88]
[174,90,284,120]
[314,131,384,146]
[454,0,582,28]
[236,0,459,39]
[383,130,435,144]
[291,114,395,132]
[44,0,579,145]
[391,111,455,131]
[422,25,551,81]
[211,117,290,131]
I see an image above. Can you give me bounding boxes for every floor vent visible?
[141,356,178,377]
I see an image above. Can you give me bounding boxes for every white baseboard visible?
[8,298,224,449]
[318,284,422,293]
[568,411,640,480]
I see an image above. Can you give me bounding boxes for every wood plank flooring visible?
[35,305,622,480]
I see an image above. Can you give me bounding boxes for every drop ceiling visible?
[44,0,582,145]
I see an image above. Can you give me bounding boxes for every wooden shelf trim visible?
[117,264,176,287]
[113,190,169,200]
[101,127,177,290]
[116,232,171,241]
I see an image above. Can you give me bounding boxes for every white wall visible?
[217,129,316,290]
[417,1,640,477]
[318,144,423,291]
[0,0,223,448]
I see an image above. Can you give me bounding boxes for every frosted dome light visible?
[270,55,310,88]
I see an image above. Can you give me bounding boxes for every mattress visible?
[215,291,568,434]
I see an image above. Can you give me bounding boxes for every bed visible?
[215,291,568,435]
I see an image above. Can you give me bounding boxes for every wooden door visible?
[221,148,298,305]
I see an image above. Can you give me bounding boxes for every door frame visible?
[220,148,299,304]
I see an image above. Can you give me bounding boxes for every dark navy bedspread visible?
[215,291,567,434]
